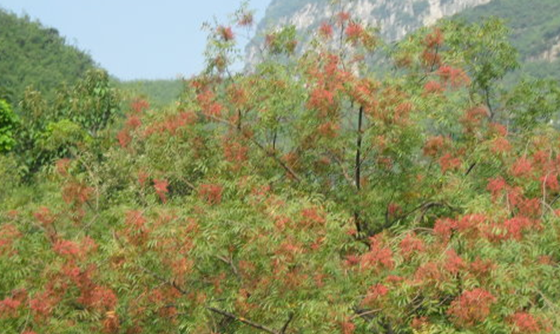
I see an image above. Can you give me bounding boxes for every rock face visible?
[247,0,491,65]
[532,36,560,62]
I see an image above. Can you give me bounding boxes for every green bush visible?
[0,99,17,153]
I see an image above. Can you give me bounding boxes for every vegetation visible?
[0,8,96,105]
[0,99,17,153]
[14,69,120,178]
[115,79,184,109]
[2,3,560,334]
[458,0,560,81]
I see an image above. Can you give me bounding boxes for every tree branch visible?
[207,307,279,334]
[202,112,301,182]
[280,312,295,334]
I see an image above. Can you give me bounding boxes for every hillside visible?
[0,8,96,104]
[457,0,560,80]
[116,79,184,108]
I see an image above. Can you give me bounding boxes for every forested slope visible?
[0,8,96,104]
[458,0,560,80]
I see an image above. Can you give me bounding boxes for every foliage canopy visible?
[1,3,560,334]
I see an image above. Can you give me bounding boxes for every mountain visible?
[0,8,97,104]
[247,0,560,80]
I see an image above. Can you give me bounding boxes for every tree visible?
[1,3,560,334]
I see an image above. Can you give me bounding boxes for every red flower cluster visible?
[415,262,442,283]
[511,157,534,178]
[399,233,425,260]
[444,249,465,274]
[33,206,56,226]
[360,235,394,271]
[433,218,456,241]
[508,312,547,333]
[143,111,197,137]
[337,11,351,26]
[117,129,131,148]
[153,179,169,203]
[340,319,356,334]
[55,158,72,176]
[317,121,340,138]
[237,13,253,27]
[0,296,22,318]
[53,237,97,259]
[423,135,446,157]
[217,26,235,41]
[197,90,223,118]
[199,183,223,205]
[308,87,336,116]
[345,22,364,40]
[130,98,149,114]
[300,207,326,227]
[319,22,333,38]
[437,65,470,88]
[447,288,496,327]
[424,27,444,48]
[439,153,462,173]
[223,140,248,167]
[0,224,21,256]
[362,283,389,306]
[62,182,92,206]
[491,137,512,154]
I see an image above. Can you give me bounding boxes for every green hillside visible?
[0,8,96,104]
[457,0,560,80]
[116,79,184,108]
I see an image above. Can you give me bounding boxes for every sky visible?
[0,0,272,80]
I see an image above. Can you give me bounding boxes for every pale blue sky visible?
[0,0,271,80]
